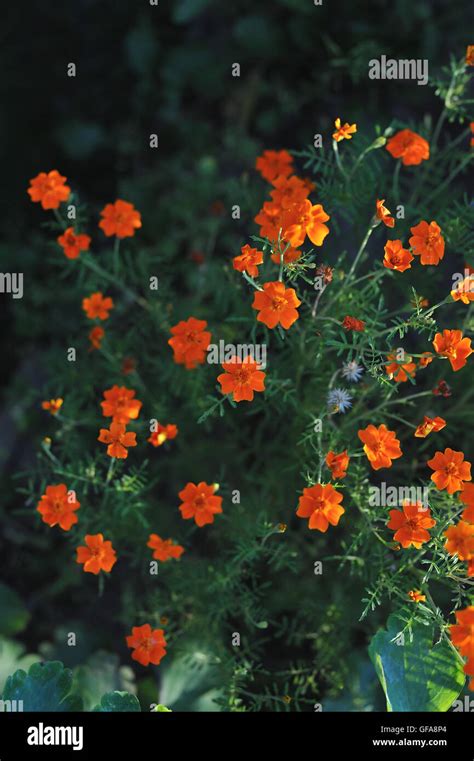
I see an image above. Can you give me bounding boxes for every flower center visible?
[272,296,287,311]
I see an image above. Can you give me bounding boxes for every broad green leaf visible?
[73,651,136,711]
[159,650,222,711]
[0,583,29,636]
[93,691,141,712]
[369,614,465,712]
[0,638,38,695]
[2,661,83,711]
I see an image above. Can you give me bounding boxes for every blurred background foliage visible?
[0,0,472,711]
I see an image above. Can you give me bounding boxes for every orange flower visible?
[385,352,416,382]
[126,624,167,667]
[270,175,312,209]
[451,275,474,304]
[148,423,178,447]
[37,484,80,531]
[270,245,302,265]
[325,450,350,479]
[375,199,395,228]
[254,200,283,242]
[444,521,474,561]
[255,149,293,184]
[433,329,473,371]
[341,315,365,332]
[282,200,330,248]
[168,317,211,370]
[41,398,63,415]
[233,245,263,277]
[98,421,137,459]
[358,424,402,470]
[387,502,436,549]
[296,483,344,532]
[466,46,474,66]
[460,483,474,523]
[385,129,429,166]
[427,448,471,494]
[178,481,223,527]
[147,534,184,562]
[409,221,444,265]
[252,281,301,329]
[82,292,114,321]
[101,385,142,424]
[99,200,142,239]
[89,326,104,351]
[217,356,266,402]
[57,227,91,259]
[332,118,357,142]
[27,170,70,210]
[414,415,446,438]
[450,606,474,661]
[408,590,426,603]
[383,240,413,272]
[76,533,117,575]
[418,352,434,368]
[470,122,474,149]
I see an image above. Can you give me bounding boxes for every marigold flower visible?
[83,292,114,321]
[57,227,91,259]
[332,118,357,142]
[168,317,211,370]
[76,533,117,575]
[444,521,474,561]
[315,264,334,284]
[99,199,142,239]
[282,200,330,248]
[296,483,344,532]
[89,326,104,351]
[387,502,435,549]
[233,244,263,277]
[126,624,167,667]
[449,606,474,660]
[27,170,70,210]
[385,352,416,382]
[432,379,451,397]
[252,281,301,329]
[255,149,293,184]
[466,46,474,66]
[358,424,402,470]
[409,221,444,265]
[270,245,302,265]
[383,240,413,272]
[254,200,283,242]
[325,450,350,479]
[101,385,142,424]
[147,534,184,562]
[41,398,63,415]
[217,356,266,402]
[375,199,395,228]
[341,315,366,332]
[270,175,312,209]
[427,448,471,494]
[414,415,446,438]
[385,129,430,166]
[451,275,474,304]
[178,481,223,527]
[148,423,178,447]
[418,352,434,368]
[37,483,80,531]
[432,329,473,372]
[408,590,426,603]
[460,483,474,523]
[98,421,137,459]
